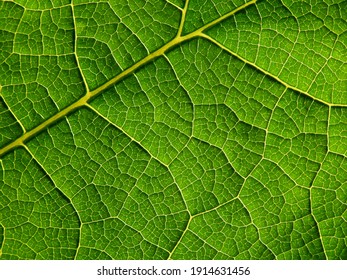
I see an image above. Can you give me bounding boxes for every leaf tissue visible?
[0,0,346,259]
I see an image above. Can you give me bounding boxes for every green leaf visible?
[0,0,346,260]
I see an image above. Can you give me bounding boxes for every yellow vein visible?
[166,0,183,11]
[71,0,90,92]
[0,95,89,157]
[200,33,347,108]
[0,0,256,158]
[167,215,192,260]
[176,0,190,37]
[0,223,4,257]
[189,0,257,36]
[0,85,26,133]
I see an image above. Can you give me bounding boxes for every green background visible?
[0,0,346,259]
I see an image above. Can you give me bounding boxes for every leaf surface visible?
[0,0,347,259]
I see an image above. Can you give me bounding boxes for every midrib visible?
[0,0,257,158]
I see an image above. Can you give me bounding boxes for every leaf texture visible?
[0,0,347,260]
